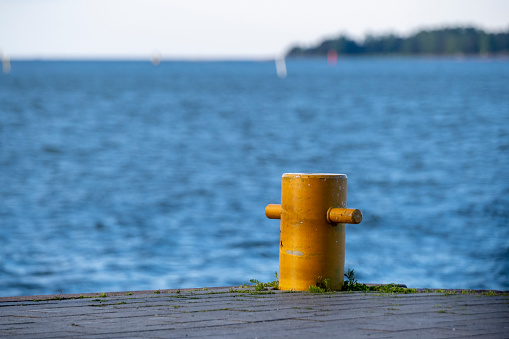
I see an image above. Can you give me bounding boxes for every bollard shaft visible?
[279,173,347,291]
[265,173,362,292]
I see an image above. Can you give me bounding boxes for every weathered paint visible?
[265,173,362,291]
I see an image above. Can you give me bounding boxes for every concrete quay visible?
[1,286,508,338]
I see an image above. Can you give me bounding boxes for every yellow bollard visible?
[265,173,362,291]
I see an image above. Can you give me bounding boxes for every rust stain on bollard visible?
[265,173,362,291]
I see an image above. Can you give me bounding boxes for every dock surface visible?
[1,287,508,338]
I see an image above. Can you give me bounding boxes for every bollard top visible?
[283,173,347,179]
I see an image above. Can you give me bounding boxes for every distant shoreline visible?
[287,26,509,58]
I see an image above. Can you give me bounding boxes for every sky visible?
[1,0,508,60]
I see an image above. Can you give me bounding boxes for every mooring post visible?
[265,173,362,291]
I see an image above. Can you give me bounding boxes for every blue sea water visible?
[0,58,508,297]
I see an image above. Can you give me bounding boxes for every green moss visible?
[369,284,417,294]
[482,290,497,296]
[341,269,416,294]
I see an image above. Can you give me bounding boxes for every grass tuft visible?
[249,272,279,291]
[309,277,331,293]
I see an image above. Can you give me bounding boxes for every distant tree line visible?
[286,27,509,57]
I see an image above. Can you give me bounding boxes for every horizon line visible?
[5,54,509,62]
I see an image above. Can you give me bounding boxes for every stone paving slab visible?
[1,287,508,338]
